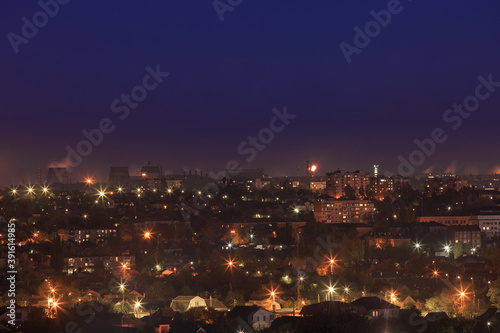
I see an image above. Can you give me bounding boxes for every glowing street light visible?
[134,300,142,316]
[144,231,151,239]
[413,241,422,253]
[327,286,336,301]
[266,284,280,309]
[310,165,317,173]
[119,282,126,312]
[459,291,466,307]
[455,285,469,309]
[327,255,337,274]
[294,208,300,214]
[96,188,108,202]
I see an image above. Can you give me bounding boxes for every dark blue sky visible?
[1,0,500,185]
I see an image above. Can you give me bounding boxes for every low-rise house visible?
[228,306,276,332]
[300,301,351,317]
[425,312,449,322]
[350,297,400,319]
[170,296,227,312]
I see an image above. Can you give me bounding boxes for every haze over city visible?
[2,1,500,186]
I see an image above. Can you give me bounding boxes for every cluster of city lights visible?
[10,185,50,196]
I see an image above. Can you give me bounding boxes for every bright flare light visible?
[310,165,317,172]
[224,256,237,272]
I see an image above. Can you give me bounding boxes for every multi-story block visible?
[416,216,476,226]
[370,176,394,200]
[425,177,468,196]
[314,199,375,224]
[310,181,326,192]
[64,255,135,274]
[326,170,370,198]
[474,214,500,240]
[58,228,117,244]
[449,225,481,248]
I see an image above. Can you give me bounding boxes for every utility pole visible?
[296,233,301,306]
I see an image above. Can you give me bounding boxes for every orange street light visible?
[326,255,337,274]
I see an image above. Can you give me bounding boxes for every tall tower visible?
[373,165,379,178]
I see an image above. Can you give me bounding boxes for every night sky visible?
[1,0,500,186]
